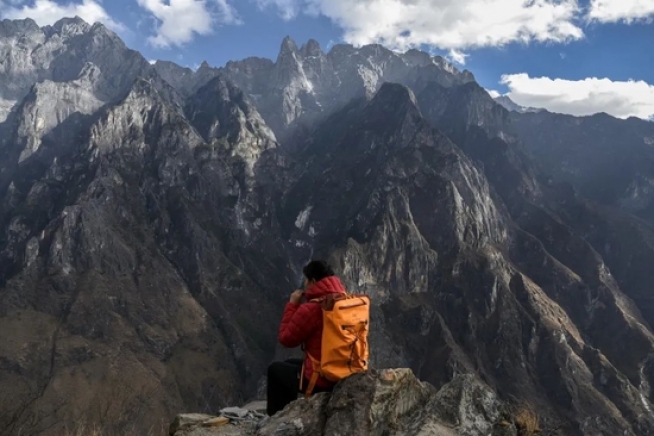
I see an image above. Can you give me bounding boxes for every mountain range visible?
[1,16,654,436]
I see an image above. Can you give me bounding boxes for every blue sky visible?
[1,0,653,119]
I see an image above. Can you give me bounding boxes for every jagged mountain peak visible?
[455,80,499,101]
[154,59,223,98]
[300,38,322,57]
[368,82,421,117]
[50,16,90,34]
[0,17,40,36]
[0,16,152,109]
[155,59,180,68]
[186,73,278,154]
[324,41,353,56]
[431,80,512,140]
[1,16,105,41]
[274,37,304,82]
[151,35,476,140]
[278,35,299,57]
[88,76,203,158]
[42,16,104,41]
[54,16,87,26]
[153,60,194,78]
[190,74,253,116]
[402,48,432,66]
[122,73,187,114]
[494,94,543,114]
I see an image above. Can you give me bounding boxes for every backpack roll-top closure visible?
[310,293,347,310]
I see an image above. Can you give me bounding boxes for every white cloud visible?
[486,89,501,99]
[0,0,124,32]
[501,73,654,120]
[259,0,584,51]
[588,0,654,23]
[137,0,240,48]
[447,49,469,65]
[256,0,299,20]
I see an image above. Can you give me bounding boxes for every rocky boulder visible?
[170,369,522,436]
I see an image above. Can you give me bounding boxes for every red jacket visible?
[278,276,347,388]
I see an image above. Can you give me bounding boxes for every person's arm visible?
[278,302,318,348]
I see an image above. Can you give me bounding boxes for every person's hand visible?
[290,290,304,305]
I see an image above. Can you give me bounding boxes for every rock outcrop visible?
[170,369,519,436]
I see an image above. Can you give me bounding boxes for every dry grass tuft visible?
[515,407,541,436]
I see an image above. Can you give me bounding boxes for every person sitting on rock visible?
[266,260,347,416]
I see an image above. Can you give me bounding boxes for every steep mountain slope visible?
[509,111,654,222]
[0,17,154,123]
[281,82,654,435]
[0,20,293,434]
[420,80,654,432]
[0,73,293,434]
[2,17,654,436]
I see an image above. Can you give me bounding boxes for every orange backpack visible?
[301,293,370,397]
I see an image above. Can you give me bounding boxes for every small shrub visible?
[515,407,541,436]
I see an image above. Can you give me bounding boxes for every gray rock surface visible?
[171,369,518,436]
[155,36,474,140]
[0,16,152,121]
[510,109,654,224]
[15,64,104,163]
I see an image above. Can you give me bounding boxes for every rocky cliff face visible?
[1,17,654,436]
[0,17,152,121]
[509,111,654,221]
[170,369,521,436]
[154,37,474,141]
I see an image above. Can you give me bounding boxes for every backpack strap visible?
[303,353,321,398]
